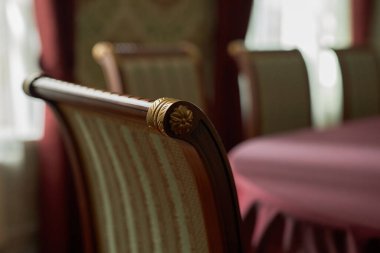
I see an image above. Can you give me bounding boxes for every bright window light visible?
[0,0,43,142]
[319,50,338,88]
[245,0,351,127]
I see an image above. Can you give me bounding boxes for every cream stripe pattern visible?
[61,105,208,252]
[97,120,138,252]
[150,134,192,252]
[120,58,203,109]
[161,135,208,252]
[121,127,163,252]
[133,131,179,252]
[73,113,117,253]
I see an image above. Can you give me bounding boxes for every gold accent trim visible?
[169,105,193,135]
[147,98,196,136]
[147,97,179,135]
[92,42,114,61]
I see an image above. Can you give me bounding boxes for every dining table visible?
[229,116,380,252]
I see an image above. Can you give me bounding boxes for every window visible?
[0,0,43,164]
[245,0,351,127]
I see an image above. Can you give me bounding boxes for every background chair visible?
[229,40,312,139]
[92,41,207,112]
[333,47,380,120]
[23,75,242,253]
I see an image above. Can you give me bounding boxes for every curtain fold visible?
[34,0,76,252]
[352,0,374,46]
[35,0,74,80]
[213,0,253,150]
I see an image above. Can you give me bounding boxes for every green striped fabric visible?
[119,57,204,109]
[249,52,310,135]
[62,105,209,253]
[337,50,380,119]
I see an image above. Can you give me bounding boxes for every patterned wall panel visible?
[75,0,216,94]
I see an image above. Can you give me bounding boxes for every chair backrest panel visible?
[23,75,242,253]
[93,42,206,111]
[63,106,210,253]
[251,52,311,135]
[334,47,380,120]
[119,57,203,106]
[229,41,312,138]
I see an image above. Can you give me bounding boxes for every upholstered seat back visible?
[229,41,312,138]
[93,42,206,111]
[23,75,242,253]
[64,106,211,252]
[334,47,380,120]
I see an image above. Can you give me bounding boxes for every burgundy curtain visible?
[213,0,253,150]
[34,0,76,252]
[352,0,374,46]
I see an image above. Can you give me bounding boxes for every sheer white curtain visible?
[0,1,41,251]
[0,0,43,164]
[245,0,351,127]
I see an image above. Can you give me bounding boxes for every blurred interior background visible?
[0,0,378,252]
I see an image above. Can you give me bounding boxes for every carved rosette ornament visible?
[147,97,195,136]
[169,105,193,135]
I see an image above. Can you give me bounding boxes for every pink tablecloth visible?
[229,116,380,252]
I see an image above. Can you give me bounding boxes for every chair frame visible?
[23,74,243,253]
[229,41,312,138]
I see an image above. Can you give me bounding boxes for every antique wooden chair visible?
[23,74,242,253]
[228,40,312,139]
[333,47,380,120]
[92,41,207,112]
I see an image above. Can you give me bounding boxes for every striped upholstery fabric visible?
[92,42,206,111]
[334,47,380,120]
[229,41,312,139]
[61,105,208,253]
[249,51,311,135]
[23,75,243,253]
[119,57,204,108]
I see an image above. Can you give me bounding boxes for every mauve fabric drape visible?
[352,0,374,45]
[34,0,77,252]
[213,0,253,150]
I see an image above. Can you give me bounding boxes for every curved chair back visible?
[334,47,380,120]
[92,42,207,111]
[23,75,242,253]
[229,41,312,139]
